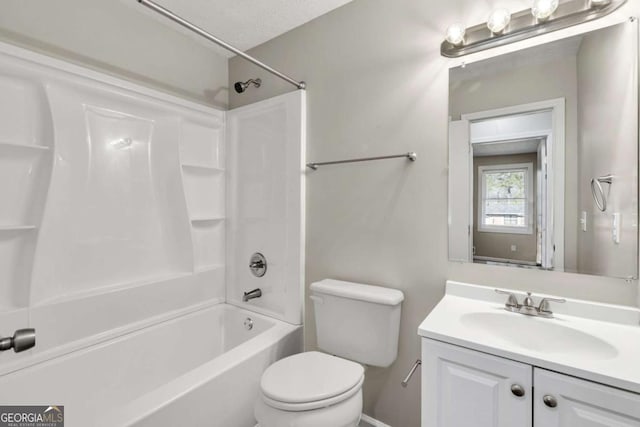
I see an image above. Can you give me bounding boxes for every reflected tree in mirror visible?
[483,169,527,227]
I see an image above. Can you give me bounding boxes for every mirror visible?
[448,21,638,280]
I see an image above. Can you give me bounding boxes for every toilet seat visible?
[262,376,364,412]
[260,351,365,412]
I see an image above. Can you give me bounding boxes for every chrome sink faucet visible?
[495,289,566,318]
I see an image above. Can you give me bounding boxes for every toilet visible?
[255,279,404,427]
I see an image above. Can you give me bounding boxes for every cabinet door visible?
[422,339,532,427]
[534,368,640,427]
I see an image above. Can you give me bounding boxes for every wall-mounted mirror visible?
[448,21,638,280]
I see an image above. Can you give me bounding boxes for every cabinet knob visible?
[543,395,558,408]
[510,384,526,397]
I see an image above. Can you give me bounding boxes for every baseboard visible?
[360,413,392,427]
[257,413,391,427]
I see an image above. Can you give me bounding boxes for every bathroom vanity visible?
[437,16,640,425]
[419,281,640,426]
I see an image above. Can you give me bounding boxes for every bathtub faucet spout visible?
[243,288,262,302]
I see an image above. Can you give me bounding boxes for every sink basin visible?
[460,311,618,360]
[419,282,640,394]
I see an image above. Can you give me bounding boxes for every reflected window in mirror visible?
[448,21,638,280]
[478,163,533,234]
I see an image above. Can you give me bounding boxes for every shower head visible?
[234,78,261,94]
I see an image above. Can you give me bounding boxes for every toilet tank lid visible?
[310,279,404,306]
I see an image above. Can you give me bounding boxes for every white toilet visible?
[255,279,404,427]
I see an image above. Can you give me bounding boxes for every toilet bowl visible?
[255,352,364,427]
[255,279,404,427]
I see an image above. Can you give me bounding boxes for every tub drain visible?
[244,317,254,331]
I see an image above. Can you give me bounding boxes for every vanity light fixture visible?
[441,0,627,57]
[445,23,466,46]
[589,0,612,6]
[487,9,512,34]
[531,0,559,21]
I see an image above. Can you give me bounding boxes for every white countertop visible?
[419,281,640,394]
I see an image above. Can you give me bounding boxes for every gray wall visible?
[473,153,539,263]
[0,0,228,108]
[577,23,638,278]
[229,0,640,425]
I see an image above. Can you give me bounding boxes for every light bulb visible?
[446,23,466,46]
[589,0,611,6]
[487,9,511,34]
[531,0,559,20]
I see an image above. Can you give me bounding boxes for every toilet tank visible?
[310,279,404,367]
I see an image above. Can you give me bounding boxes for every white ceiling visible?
[131,0,355,57]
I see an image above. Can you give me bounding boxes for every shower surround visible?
[0,41,305,426]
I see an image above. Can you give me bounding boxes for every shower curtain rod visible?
[137,0,306,90]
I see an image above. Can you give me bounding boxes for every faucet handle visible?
[522,292,535,308]
[537,297,566,313]
[495,289,520,308]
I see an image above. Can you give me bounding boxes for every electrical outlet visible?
[511,245,517,252]
[612,213,621,244]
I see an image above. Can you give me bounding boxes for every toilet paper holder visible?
[401,359,421,387]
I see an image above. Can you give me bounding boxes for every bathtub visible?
[0,304,302,427]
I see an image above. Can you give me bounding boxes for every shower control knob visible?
[510,384,526,397]
[249,253,267,277]
[0,328,36,353]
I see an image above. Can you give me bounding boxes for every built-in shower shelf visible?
[0,225,36,231]
[34,271,194,307]
[181,163,224,172]
[0,141,49,152]
[190,217,224,223]
[195,264,224,274]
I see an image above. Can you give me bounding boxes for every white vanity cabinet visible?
[422,338,640,427]
[419,282,640,427]
[422,339,532,427]
[534,368,640,426]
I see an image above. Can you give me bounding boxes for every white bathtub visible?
[0,304,302,427]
